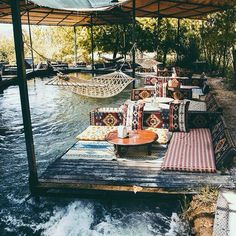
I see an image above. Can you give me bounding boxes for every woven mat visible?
[62,140,166,163]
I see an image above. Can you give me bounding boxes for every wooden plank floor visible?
[37,157,236,196]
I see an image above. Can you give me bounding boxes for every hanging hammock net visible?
[46,71,134,98]
[128,46,161,71]
[136,58,160,70]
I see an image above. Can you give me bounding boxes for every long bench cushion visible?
[162,128,216,172]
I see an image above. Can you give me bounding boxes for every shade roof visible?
[0,0,235,26]
[121,0,236,19]
[0,0,130,26]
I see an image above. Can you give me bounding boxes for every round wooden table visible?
[106,130,158,157]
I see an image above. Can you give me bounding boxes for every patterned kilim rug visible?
[62,140,166,163]
[62,141,116,160]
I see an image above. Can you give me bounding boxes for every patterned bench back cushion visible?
[212,128,236,168]
[144,76,171,86]
[157,69,172,77]
[205,92,222,112]
[90,108,123,126]
[210,115,227,142]
[188,112,219,129]
[131,88,155,101]
[143,110,169,128]
[209,115,236,168]
[174,67,191,77]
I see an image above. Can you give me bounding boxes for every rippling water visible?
[0,75,191,235]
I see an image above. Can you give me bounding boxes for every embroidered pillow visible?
[123,102,145,131]
[169,101,190,132]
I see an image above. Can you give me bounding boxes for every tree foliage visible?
[0,7,235,75]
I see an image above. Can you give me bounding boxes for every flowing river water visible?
[0,74,191,235]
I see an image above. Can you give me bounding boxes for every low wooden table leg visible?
[114,145,121,158]
[147,143,152,155]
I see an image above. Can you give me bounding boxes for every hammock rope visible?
[46,71,134,98]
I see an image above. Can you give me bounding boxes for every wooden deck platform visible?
[36,155,235,197]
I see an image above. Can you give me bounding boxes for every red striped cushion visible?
[162,129,216,173]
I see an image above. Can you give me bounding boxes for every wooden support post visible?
[73,26,77,66]
[90,15,95,75]
[11,0,38,194]
[132,0,136,88]
[27,1,35,72]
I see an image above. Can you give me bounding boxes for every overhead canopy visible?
[0,0,235,26]
[0,0,130,26]
[121,0,236,19]
[30,0,118,12]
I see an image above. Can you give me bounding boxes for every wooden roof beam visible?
[163,5,207,18]
[56,12,73,26]
[36,9,53,25]
[74,16,89,26]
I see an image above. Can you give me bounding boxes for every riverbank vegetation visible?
[183,187,218,236]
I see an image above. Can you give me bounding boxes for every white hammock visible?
[136,58,161,70]
[46,71,134,98]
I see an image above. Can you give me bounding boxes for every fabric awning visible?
[121,0,236,19]
[30,0,118,12]
[0,0,130,26]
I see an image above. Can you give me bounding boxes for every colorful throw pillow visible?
[169,101,190,132]
[76,126,117,141]
[123,101,145,131]
[157,82,168,97]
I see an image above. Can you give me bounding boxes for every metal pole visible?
[90,15,95,74]
[132,0,136,88]
[156,1,161,57]
[26,1,35,72]
[123,24,127,61]
[73,26,77,66]
[177,19,180,64]
[10,0,38,194]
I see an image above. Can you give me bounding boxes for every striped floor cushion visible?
[162,128,216,173]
